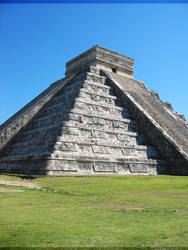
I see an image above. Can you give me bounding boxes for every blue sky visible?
[0,3,188,125]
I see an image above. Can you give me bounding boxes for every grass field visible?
[0,174,188,248]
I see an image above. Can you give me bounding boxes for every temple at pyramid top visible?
[66,45,134,77]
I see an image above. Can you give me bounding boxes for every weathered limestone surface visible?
[0,73,76,152]
[66,45,134,78]
[102,71,188,175]
[0,45,187,175]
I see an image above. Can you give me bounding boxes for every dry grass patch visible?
[0,188,24,193]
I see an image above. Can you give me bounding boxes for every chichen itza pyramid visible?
[0,45,188,175]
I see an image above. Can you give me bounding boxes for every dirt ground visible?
[0,180,40,192]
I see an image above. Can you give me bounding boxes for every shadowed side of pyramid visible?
[0,73,80,174]
[101,70,188,175]
[0,45,187,175]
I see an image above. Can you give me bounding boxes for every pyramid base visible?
[0,155,167,176]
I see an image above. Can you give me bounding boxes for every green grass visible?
[0,174,188,247]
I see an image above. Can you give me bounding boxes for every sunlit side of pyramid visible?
[0,46,188,175]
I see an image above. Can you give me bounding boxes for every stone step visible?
[14,130,139,146]
[0,152,160,164]
[7,137,157,160]
[0,154,165,175]
[9,139,146,152]
[45,79,115,106]
[53,143,157,160]
[70,71,106,84]
[48,80,112,107]
[11,135,146,150]
[73,100,128,117]
[0,152,164,164]
[67,109,132,126]
[40,97,125,121]
[59,128,144,144]
[44,96,123,114]
[8,144,51,156]
[85,71,106,84]
[37,100,73,118]
[33,107,127,129]
[79,89,117,106]
[14,126,139,145]
[52,148,156,161]
[22,115,136,137]
[25,118,131,134]
[26,108,133,132]
[44,87,118,111]
[45,82,81,107]
[0,152,51,161]
[50,153,160,163]
[63,107,130,123]
[83,80,111,94]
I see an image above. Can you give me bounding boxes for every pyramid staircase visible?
[0,65,166,175]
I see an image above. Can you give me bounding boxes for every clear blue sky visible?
[0,3,188,125]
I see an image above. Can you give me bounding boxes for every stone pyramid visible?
[0,46,188,175]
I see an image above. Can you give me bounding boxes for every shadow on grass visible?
[0,173,43,180]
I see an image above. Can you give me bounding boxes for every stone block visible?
[129,163,149,173]
[93,162,117,172]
